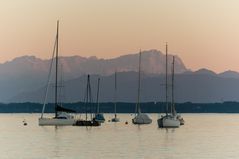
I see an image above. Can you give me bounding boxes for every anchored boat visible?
[74,75,101,126]
[39,21,77,126]
[111,71,120,122]
[94,78,105,123]
[132,50,152,125]
[158,44,180,128]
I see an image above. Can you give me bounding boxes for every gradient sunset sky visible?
[0,0,239,73]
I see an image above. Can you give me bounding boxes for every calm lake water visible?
[0,113,239,159]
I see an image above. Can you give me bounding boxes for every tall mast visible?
[55,20,59,118]
[85,74,93,120]
[165,43,168,115]
[114,71,117,118]
[136,50,142,114]
[89,75,93,120]
[96,78,100,114]
[171,56,175,115]
[86,75,90,121]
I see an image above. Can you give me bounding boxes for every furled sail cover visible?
[56,105,76,113]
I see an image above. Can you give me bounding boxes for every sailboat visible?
[94,78,105,123]
[132,50,152,125]
[157,43,180,128]
[39,21,77,126]
[111,71,120,122]
[171,57,185,125]
[74,75,100,126]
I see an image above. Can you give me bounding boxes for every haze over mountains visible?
[0,49,239,103]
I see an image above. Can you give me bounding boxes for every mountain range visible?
[0,49,239,103]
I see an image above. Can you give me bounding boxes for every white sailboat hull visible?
[132,113,152,125]
[39,118,76,126]
[158,115,180,128]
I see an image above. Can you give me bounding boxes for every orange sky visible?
[0,0,239,73]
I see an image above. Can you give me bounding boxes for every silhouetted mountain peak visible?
[9,55,42,63]
[194,68,217,75]
[88,56,98,60]
[219,70,239,79]
[0,49,190,102]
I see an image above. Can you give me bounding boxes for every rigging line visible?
[96,78,100,114]
[137,50,142,114]
[82,76,88,119]
[88,76,93,120]
[85,75,90,121]
[41,33,57,118]
[55,21,59,118]
[172,56,176,116]
[165,42,168,115]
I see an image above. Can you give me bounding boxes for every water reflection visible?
[1,114,239,159]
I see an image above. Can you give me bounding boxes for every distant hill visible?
[218,70,239,79]
[11,71,239,103]
[0,50,188,102]
[193,68,217,76]
[2,49,239,103]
